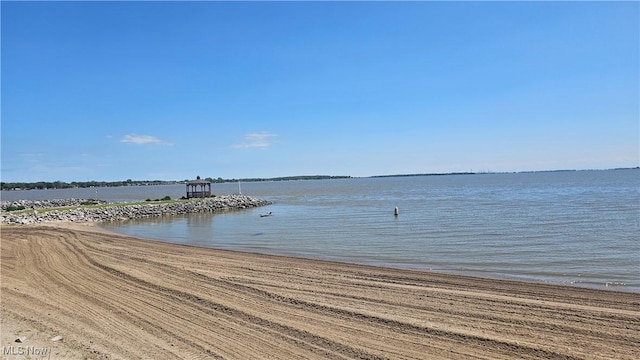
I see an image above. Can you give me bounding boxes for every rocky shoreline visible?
[1,198,110,210]
[0,195,271,224]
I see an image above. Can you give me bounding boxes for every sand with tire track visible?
[1,224,638,359]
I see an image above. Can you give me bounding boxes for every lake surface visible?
[3,169,639,291]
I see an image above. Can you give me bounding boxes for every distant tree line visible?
[1,179,180,191]
[1,175,352,191]
[371,172,476,178]
[201,175,352,183]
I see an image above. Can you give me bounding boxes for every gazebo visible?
[186,176,211,198]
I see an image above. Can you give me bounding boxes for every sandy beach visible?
[1,224,638,359]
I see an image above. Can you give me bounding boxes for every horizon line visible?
[1,167,638,187]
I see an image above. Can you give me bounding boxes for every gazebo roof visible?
[186,176,211,185]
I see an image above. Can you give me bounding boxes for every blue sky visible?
[1,1,638,182]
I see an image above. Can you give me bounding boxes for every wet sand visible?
[1,224,638,359]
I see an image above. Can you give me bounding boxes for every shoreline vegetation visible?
[2,167,637,191]
[1,223,638,359]
[0,175,351,191]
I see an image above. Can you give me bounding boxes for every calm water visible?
[4,170,639,291]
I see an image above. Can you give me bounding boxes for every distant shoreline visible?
[0,175,351,191]
[2,167,637,191]
[370,167,639,178]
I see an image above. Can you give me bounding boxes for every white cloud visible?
[120,134,172,145]
[233,131,277,148]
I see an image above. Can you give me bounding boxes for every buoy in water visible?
[394,206,399,216]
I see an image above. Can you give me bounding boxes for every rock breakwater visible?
[1,195,271,224]
[2,198,109,210]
